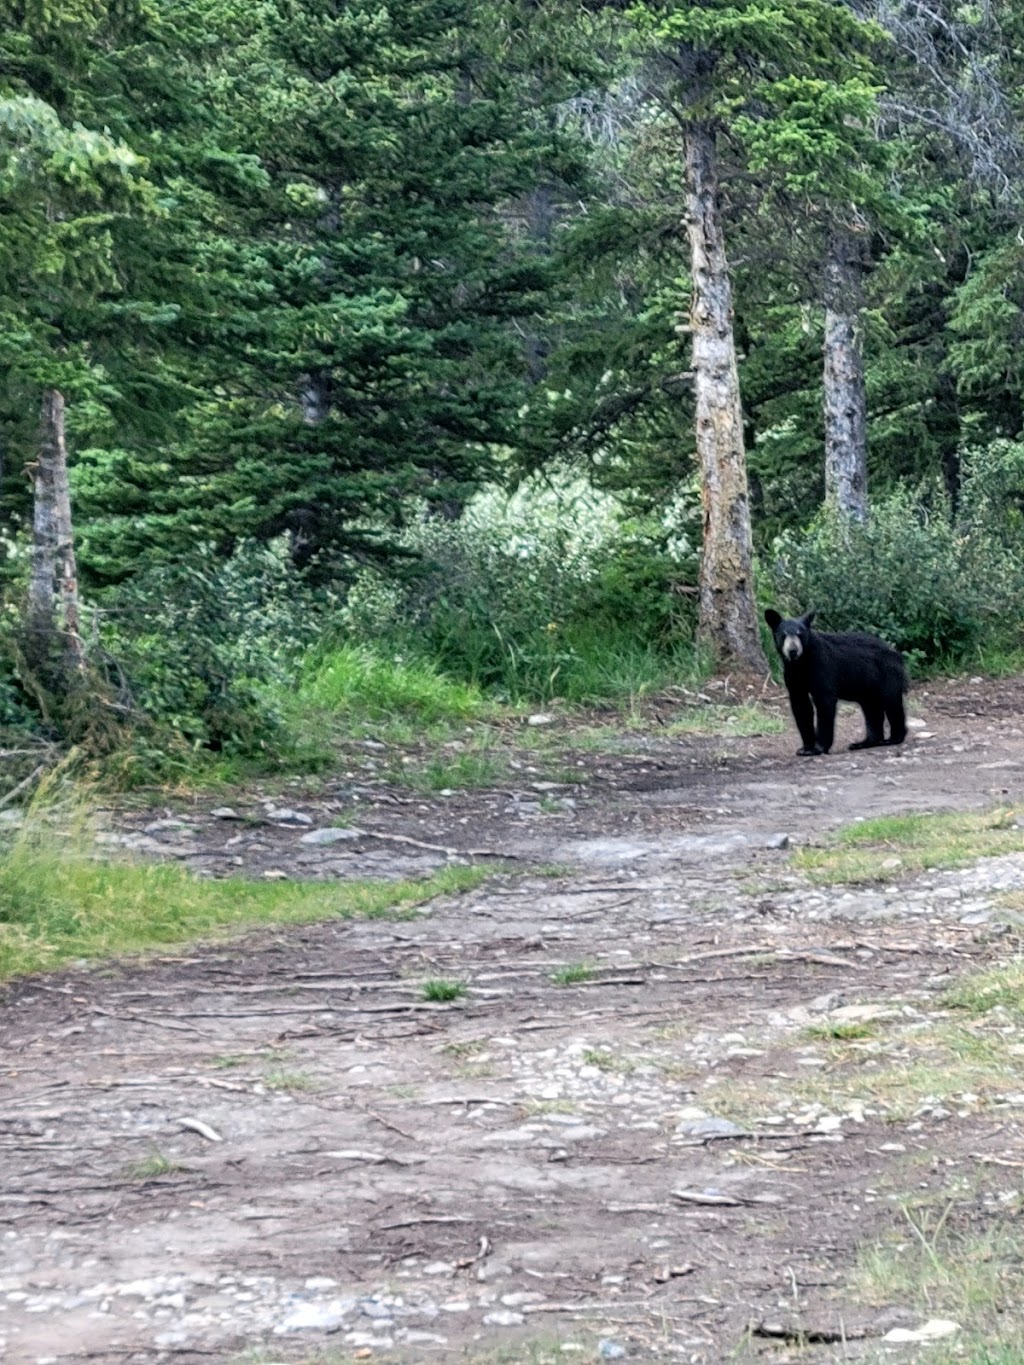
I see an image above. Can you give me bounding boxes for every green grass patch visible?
[126,1151,187,1180]
[795,808,1024,885]
[856,1200,1024,1359]
[803,1021,878,1041]
[421,978,467,1002]
[0,835,489,980]
[944,960,1024,1017]
[395,748,511,792]
[551,961,594,985]
[263,1068,317,1093]
[666,703,786,738]
[301,646,492,724]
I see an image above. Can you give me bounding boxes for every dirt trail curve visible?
[3,676,1024,1364]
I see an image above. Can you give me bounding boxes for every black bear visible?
[764,609,908,756]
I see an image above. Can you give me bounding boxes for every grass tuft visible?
[551,961,594,985]
[127,1151,187,1180]
[421,978,467,1002]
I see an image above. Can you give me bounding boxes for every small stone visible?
[527,713,554,726]
[262,869,289,880]
[766,833,790,849]
[211,807,241,820]
[270,808,314,826]
[274,1299,354,1333]
[829,1004,893,1024]
[299,827,361,845]
[674,1117,746,1141]
[599,1340,627,1359]
[484,1310,524,1326]
[361,1300,393,1320]
[305,1277,339,1291]
[883,1319,960,1343]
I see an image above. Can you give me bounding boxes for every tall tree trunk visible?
[26,389,85,673]
[684,120,766,674]
[823,226,868,520]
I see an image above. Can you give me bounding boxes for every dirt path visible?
[3,677,1024,1364]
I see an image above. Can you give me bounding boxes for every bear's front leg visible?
[813,694,836,754]
[788,688,822,756]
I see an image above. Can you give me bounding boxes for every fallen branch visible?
[347,827,517,860]
[379,1215,472,1230]
[323,1148,426,1166]
[0,764,45,811]
[178,1116,223,1143]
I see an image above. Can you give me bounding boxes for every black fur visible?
[764,609,908,757]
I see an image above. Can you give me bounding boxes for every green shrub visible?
[98,540,331,753]
[766,484,1024,667]
[339,475,699,702]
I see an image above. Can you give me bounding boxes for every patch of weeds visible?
[779,1020,1021,1120]
[944,959,1024,1017]
[529,863,574,879]
[803,1021,878,1042]
[458,1336,570,1364]
[582,1046,635,1074]
[520,1097,580,1117]
[550,961,594,985]
[667,704,786,738]
[422,978,467,1002]
[795,808,1024,886]
[397,748,510,793]
[263,1068,317,1093]
[211,1053,250,1069]
[442,1039,486,1058]
[126,1151,187,1180]
[0,827,490,980]
[855,1198,1024,1356]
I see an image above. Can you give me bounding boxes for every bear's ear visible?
[801,610,816,629]
[764,609,782,629]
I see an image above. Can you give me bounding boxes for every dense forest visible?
[4,0,1024,769]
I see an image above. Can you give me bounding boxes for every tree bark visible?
[823,226,868,520]
[684,120,766,673]
[26,389,85,672]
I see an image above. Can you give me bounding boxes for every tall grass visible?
[301,646,490,722]
[0,831,487,979]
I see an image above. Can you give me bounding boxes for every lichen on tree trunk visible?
[684,120,766,674]
[823,226,868,521]
[26,389,85,676]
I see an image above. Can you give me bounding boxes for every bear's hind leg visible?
[850,700,885,750]
[884,691,907,746]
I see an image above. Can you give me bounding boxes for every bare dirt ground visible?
[4,675,1024,1365]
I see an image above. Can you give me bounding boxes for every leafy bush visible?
[98,540,333,754]
[766,484,1024,667]
[340,474,699,702]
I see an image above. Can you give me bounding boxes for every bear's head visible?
[765,609,815,663]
